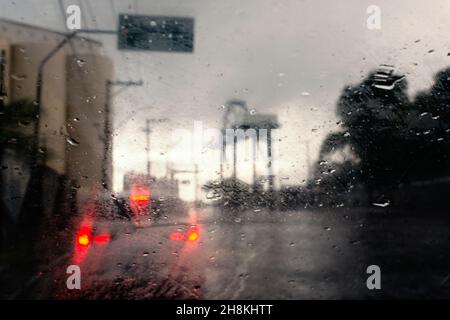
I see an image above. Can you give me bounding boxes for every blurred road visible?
[4,206,450,299]
[54,207,369,299]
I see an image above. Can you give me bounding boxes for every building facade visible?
[0,19,114,223]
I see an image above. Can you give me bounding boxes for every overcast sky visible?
[1,0,450,199]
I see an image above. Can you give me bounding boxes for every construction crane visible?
[220,99,280,193]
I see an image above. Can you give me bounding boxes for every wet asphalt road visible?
[56,207,371,299]
[5,206,450,299]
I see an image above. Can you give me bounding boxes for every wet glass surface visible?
[1,0,450,299]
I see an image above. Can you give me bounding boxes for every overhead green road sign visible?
[118,14,194,52]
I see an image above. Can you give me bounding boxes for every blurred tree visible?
[409,67,450,180]
[318,66,450,204]
[318,66,411,201]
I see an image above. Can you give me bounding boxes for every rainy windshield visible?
[1,0,450,300]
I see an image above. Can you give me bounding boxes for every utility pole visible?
[144,119,151,177]
[142,118,169,178]
[194,163,199,204]
[299,140,311,181]
[220,129,226,182]
[233,127,237,181]
[102,79,143,190]
[267,128,274,194]
[253,133,259,191]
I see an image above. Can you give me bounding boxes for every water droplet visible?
[10,74,27,81]
[66,136,80,146]
[76,59,85,67]
[372,201,390,208]
[206,190,222,200]
[18,120,30,127]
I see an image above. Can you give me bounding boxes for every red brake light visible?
[129,183,150,208]
[76,226,92,247]
[129,194,150,209]
[169,232,185,241]
[187,229,199,241]
[93,234,111,245]
[77,233,90,246]
[130,195,149,201]
[169,225,200,242]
